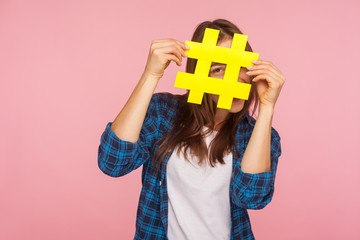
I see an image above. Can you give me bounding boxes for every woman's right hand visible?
[143,39,189,79]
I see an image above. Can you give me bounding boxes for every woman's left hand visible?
[246,59,286,109]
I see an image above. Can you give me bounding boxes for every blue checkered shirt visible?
[98,92,281,240]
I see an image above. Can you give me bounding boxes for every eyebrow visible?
[210,62,226,67]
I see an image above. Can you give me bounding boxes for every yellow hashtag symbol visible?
[174,28,259,109]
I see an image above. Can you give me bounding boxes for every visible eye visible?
[210,67,225,75]
[208,62,227,79]
[211,68,222,73]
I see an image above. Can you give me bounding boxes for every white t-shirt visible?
[167,126,233,240]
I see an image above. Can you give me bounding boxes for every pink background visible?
[1,0,359,239]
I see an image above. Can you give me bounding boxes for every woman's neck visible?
[214,109,231,129]
[203,108,231,131]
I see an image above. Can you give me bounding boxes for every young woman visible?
[98,19,285,240]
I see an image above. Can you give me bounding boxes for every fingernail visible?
[252,60,258,63]
[246,71,251,75]
[247,66,253,70]
[185,45,190,49]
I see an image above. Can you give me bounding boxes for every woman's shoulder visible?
[149,92,183,118]
[151,92,182,108]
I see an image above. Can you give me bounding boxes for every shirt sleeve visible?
[231,127,282,209]
[97,94,161,177]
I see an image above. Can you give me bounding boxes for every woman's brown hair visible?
[152,19,259,177]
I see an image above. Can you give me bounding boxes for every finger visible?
[175,41,189,58]
[252,60,285,81]
[252,59,272,65]
[159,42,187,59]
[246,68,279,83]
[175,40,190,51]
[168,39,188,58]
[252,74,282,89]
[152,45,182,66]
[165,53,182,66]
[152,39,187,58]
[155,38,188,50]
[156,46,184,63]
[247,63,282,79]
[252,74,270,84]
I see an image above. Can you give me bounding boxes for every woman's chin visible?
[229,100,245,113]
